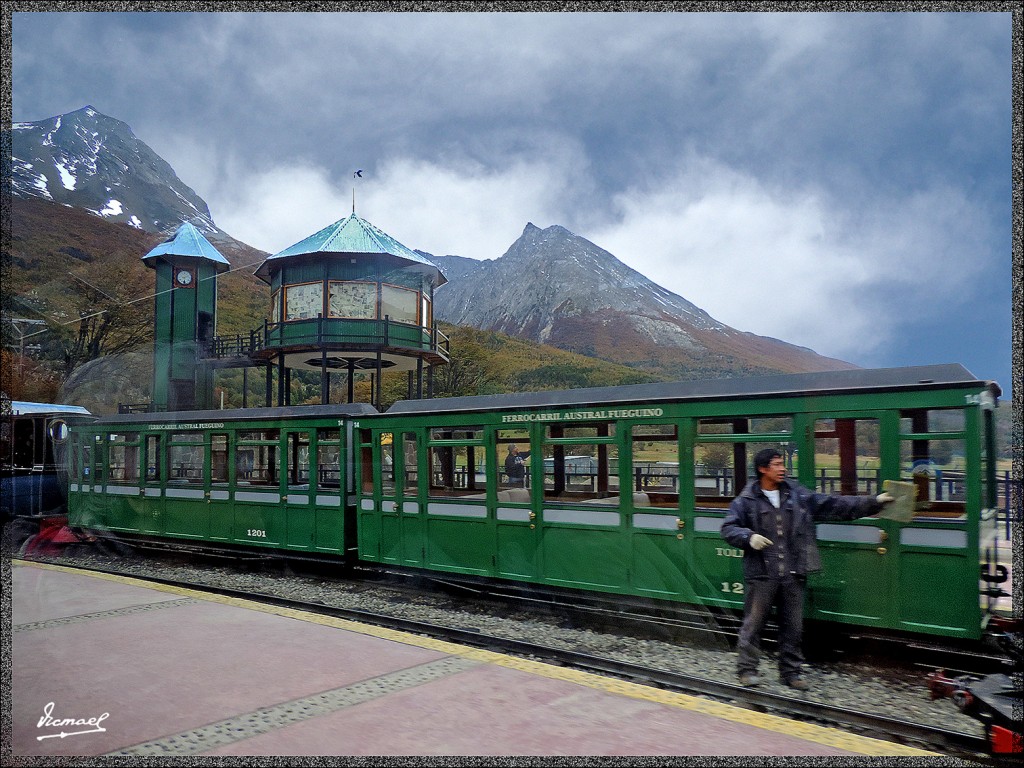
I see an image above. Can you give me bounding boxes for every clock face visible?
[175,268,194,287]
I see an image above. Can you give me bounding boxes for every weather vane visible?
[352,170,363,213]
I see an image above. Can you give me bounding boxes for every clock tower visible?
[142,222,229,411]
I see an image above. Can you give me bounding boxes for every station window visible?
[632,424,678,502]
[270,289,281,324]
[237,430,279,486]
[381,284,419,325]
[317,429,342,489]
[285,281,323,321]
[168,432,205,484]
[329,281,377,319]
[108,433,140,483]
[813,418,880,496]
[421,294,432,329]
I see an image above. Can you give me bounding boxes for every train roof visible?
[6,401,93,417]
[386,364,998,416]
[88,402,379,426]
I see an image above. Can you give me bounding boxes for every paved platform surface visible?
[9,560,939,757]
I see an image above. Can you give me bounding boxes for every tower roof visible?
[143,222,230,269]
[254,213,445,284]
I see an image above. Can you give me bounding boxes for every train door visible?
[208,432,232,541]
[804,413,896,629]
[284,430,314,550]
[398,431,425,568]
[689,416,797,611]
[375,431,403,564]
[494,427,539,580]
[891,404,984,637]
[628,421,695,600]
[139,433,164,535]
[312,428,346,554]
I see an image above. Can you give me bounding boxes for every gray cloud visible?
[12,10,1013,391]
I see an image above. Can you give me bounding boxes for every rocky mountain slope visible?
[428,224,855,380]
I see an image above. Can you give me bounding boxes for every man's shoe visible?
[738,673,760,687]
[784,676,810,691]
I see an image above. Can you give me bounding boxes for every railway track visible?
[22,557,996,761]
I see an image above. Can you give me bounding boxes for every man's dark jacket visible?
[720,479,883,578]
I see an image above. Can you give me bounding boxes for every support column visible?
[321,350,329,405]
[277,357,286,407]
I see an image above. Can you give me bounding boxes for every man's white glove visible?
[749,534,773,551]
[876,492,895,504]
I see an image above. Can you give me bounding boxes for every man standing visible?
[720,448,895,690]
[504,444,530,488]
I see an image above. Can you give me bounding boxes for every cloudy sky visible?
[11,8,1016,396]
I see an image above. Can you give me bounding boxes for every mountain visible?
[428,223,856,380]
[9,105,855,386]
[11,105,225,240]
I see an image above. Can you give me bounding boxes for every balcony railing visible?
[207,316,451,362]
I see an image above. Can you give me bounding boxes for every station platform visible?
[9,559,939,758]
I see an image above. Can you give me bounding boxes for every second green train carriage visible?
[66,363,1006,640]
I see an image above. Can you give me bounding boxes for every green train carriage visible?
[67,404,374,555]
[355,364,1005,640]
[65,364,1006,640]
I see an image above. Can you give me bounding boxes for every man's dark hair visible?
[753,448,784,476]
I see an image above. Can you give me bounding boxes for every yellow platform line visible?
[14,560,939,756]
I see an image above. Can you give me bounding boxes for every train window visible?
[402,432,418,494]
[236,430,279,486]
[145,435,161,482]
[814,418,880,496]
[694,441,796,507]
[540,443,620,503]
[211,434,229,483]
[430,426,484,442]
[900,436,967,517]
[900,408,965,434]
[698,417,792,435]
[168,432,205,484]
[380,433,395,493]
[632,424,678,502]
[108,434,140,483]
[317,429,341,489]
[91,434,105,482]
[287,432,311,488]
[545,423,616,439]
[429,444,484,497]
[81,443,92,481]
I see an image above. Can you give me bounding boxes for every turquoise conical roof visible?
[254,213,445,284]
[142,222,229,269]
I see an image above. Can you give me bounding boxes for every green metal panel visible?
[425,517,492,575]
[542,525,629,589]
